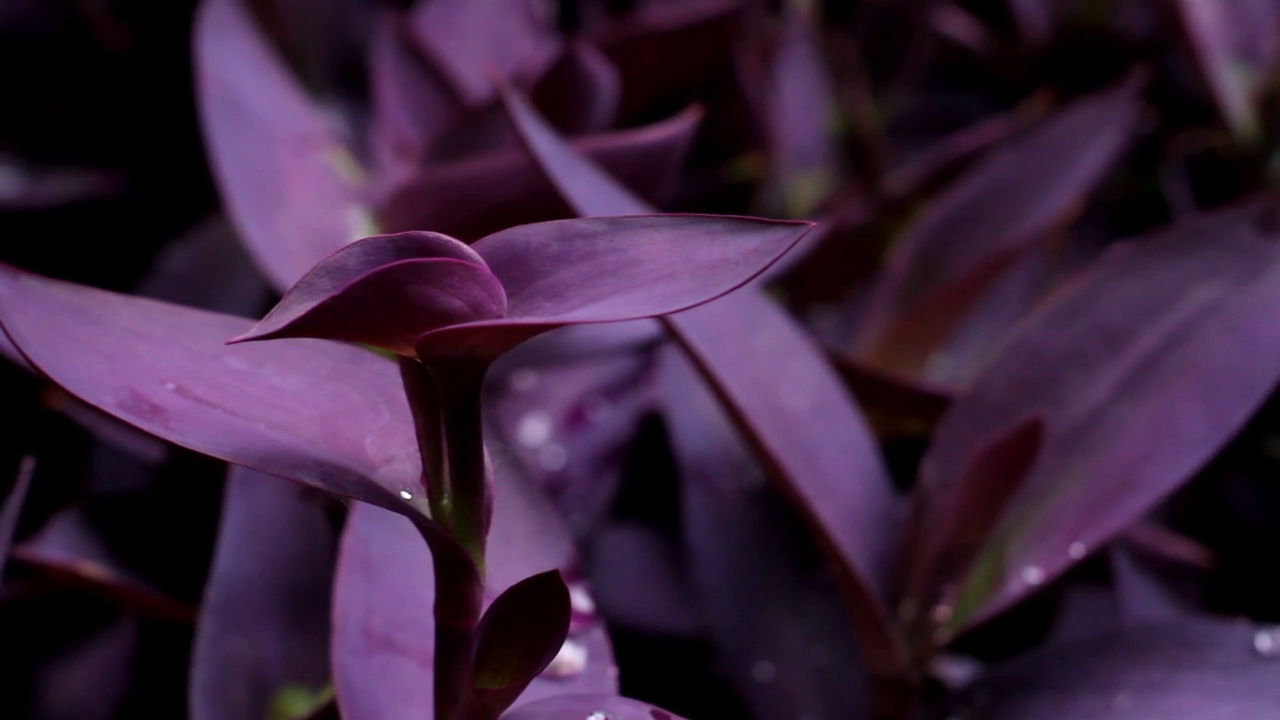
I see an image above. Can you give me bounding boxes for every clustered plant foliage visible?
[4,0,1280,718]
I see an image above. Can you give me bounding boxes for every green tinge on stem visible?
[432,362,492,573]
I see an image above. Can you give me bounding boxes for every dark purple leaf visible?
[902,417,1043,643]
[585,521,704,637]
[469,570,572,716]
[970,619,1280,719]
[853,75,1143,375]
[191,466,337,720]
[409,0,560,107]
[0,265,424,515]
[380,107,703,240]
[1172,0,1280,140]
[0,456,35,581]
[332,455,616,720]
[503,88,903,668]
[415,215,814,361]
[661,349,871,720]
[134,215,272,319]
[30,616,139,720]
[195,0,371,292]
[758,4,842,216]
[500,693,688,720]
[13,509,195,623]
[367,8,462,193]
[532,41,622,136]
[921,197,1280,633]
[1111,546,1186,625]
[237,257,506,355]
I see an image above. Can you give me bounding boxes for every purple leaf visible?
[661,349,871,720]
[971,619,1280,719]
[0,456,34,582]
[921,197,1280,633]
[13,509,195,623]
[191,466,337,720]
[332,456,616,720]
[379,107,702,241]
[409,0,560,107]
[0,265,423,514]
[1110,546,1186,626]
[758,3,843,216]
[416,215,814,361]
[195,0,370,292]
[1172,0,1280,140]
[901,417,1043,642]
[367,8,463,193]
[853,75,1143,374]
[503,87,903,669]
[236,256,506,355]
[500,694,688,720]
[532,41,622,135]
[586,521,704,637]
[469,570,572,716]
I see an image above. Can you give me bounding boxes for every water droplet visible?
[568,583,596,616]
[164,382,177,391]
[931,604,954,624]
[1253,627,1280,658]
[399,490,414,501]
[545,638,588,679]
[1068,542,1087,560]
[509,367,539,393]
[516,411,554,448]
[538,443,568,471]
[585,713,610,720]
[1020,565,1045,586]
[751,659,776,684]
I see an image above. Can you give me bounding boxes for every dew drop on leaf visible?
[1253,627,1280,658]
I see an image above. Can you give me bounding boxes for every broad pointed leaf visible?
[195,0,371,292]
[1173,0,1280,141]
[854,75,1143,376]
[0,265,423,514]
[924,197,1280,633]
[191,466,337,720]
[469,570,572,716]
[415,215,814,361]
[532,42,622,136]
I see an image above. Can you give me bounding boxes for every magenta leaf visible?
[853,74,1144,379]
[194,0,371,292]
[191,466,337,720]
[922,197,1280,633]
[499,694,688,720]
[0,265,424,515]
[971,619,1280,719]
[469,570,572,717]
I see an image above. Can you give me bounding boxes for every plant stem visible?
[399,357,449,521]
[431,362,491,572]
